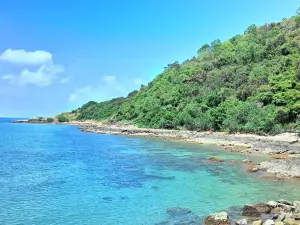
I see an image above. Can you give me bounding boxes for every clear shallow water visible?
[0,118,299,225]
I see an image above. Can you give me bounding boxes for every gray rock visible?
[236,218,247,225]
[263,219,275,225]
[277,203,295,212]
[294,201,300,213]
[267,201,278,208]
[204,212,230,225]
[242,159,252,164]
[278,199,293,206]
[275,213,286,222]
[258,159,300,178]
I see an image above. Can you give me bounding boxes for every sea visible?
[0,118,299,225]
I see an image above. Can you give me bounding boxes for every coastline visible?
[12,119,300,178]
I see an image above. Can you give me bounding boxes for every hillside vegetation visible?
[65,12,300,134]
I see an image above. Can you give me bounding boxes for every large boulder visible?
[243,204,272,217]
[204,212,230,225]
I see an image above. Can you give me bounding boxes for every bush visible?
[57,114,69,123]
[46,118,54,123]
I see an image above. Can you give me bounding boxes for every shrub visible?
[46,118,54,123]
[57,114,69,123]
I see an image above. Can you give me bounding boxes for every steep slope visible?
[66,13,300,134]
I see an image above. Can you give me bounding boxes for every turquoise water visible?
[0,118,299,225]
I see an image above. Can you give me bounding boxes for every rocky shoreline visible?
[204,199,300,225]
[12,119,300,178]
[77,123,300,179]
[157,199,300,225]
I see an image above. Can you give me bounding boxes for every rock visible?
[275,213,286,222]
[274,222,284,225]
[294,201,300,213]
[252,220,263,225]
[166,207,192,217]
[267,201,278,208]
[283,218,300,225]
[243,204,272,217]
[236,218,247,225]
[270,154,289,159]
[204,212,230,225]
[258,159,300,178]
[278,199,293,206]
[209,156,225,162]
[271,208,283,215]
[243,159,252,164]
[277,203,295,213]
[260,213,275,221]
[263,219,274,225]
[247,164,259,173]
[294,213,300,220]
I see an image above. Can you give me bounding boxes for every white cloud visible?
[0,49,67,86]
[69,86,92,102]
[134,78,144,85]
[103,75,116,84]
[0,49,52,66]
[68,75,126,104]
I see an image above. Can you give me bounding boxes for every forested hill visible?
[63,12,300,134]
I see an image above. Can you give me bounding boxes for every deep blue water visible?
[0,118,299,225]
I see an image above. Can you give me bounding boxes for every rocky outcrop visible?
[242,204,272,217]
[204,212,230,225]
[258,159,300,178]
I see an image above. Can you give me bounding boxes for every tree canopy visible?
[65,13,300,134]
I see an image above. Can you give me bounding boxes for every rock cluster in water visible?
[204,199,300,225]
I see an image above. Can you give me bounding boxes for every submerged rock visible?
[242,204,272,217]
[247,164,259,173]
[242,159,252,164]
[204,212,230,225]
[166,207,192,217]
[209,156,225,163]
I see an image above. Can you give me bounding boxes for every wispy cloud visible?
[69,86,92,102]
[0,49,67,86]
[68,75,126,105]
[134,78,144,85]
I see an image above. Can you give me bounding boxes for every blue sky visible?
[0,0,299,117]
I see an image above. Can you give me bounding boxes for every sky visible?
[0,0,299,117]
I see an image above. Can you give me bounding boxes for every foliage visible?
[46,118,54,123]
[57,114,70,123]
[66,12,300,134]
